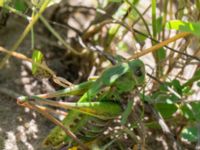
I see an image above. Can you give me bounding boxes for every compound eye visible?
[134,66,143,77]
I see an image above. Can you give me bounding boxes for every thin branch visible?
[40,15,86,55]
[78,36,117,65]
[0,46,73,87]
[82,17,197,62]
[18,101,89,150]
[0,86,20,99]
[79,4,198,62]
[147,103,182,150]
[129,32,191,60]
[126,0,152,36]
[133,29,200,61]
[0,0,51,69]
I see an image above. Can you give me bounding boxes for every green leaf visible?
[128,8,138,20]
[121,100,133,125]
[0,0,4,6]
[132,0,139,4]
[135,33,146,44]
[117,41,128,51]
[197,82,200,87]
[156,47,166,60]
[106,2,130,46]
[166,20,200,37]
[182,86,193,96]
[32,0,61,8]
[196,0,200,10]
[159,83,168,91]
[171,79,182,95]
[13,0,27,12]
[155,103,177,118]
[108,0,122,2]
[155,16,163,34]
[181,126,198,142]
[151,0,157,37]
[114,3,129,19]
[106,24,120,47]
[183,69,200,86]
[0,0,10,7]
[32,50,44,75]
[181,102,200,121]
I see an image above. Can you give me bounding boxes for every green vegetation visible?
[0,0,200,149]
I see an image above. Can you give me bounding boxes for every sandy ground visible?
[0,15,52,150]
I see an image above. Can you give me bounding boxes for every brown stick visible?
[128,32,191,60]
[0,46,72,86]
[147,103,182,150]
[18,101,89,150]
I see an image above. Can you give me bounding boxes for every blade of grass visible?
[152,0,157,38]
[0,0,51,69]
[0,46,73,86]
[18,101,89,150]
[39,15,86,55]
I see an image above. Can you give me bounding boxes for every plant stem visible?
[0,0,51,69]
[128,32,191,60]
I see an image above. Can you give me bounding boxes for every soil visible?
[0,15,52,150]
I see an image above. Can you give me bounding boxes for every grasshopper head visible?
[128,59,145,85]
